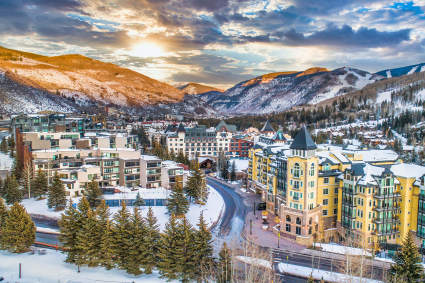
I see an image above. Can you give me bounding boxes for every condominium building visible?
[248,126,425,249]
[166,121,237,158]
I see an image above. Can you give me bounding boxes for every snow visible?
[229,158,249,172]
[315,243,371,256]
[408,65,419,75]
[386,70,392,78]
[36,227,60,234]
[421,65,425,73]
[390,163,425,178]
[0,249,175,283]
[277,262,383,283]
[22,185,224,231]
[376,90,391,104]
[235,256,272,269]
[0,151,13,170]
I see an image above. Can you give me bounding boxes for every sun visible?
[129,42,165,58]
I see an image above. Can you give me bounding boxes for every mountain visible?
[179,82,224,95]
[0,46,183,114]
[376,63,425,78]
[200,67,382,115]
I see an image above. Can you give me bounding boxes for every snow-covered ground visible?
[22,185,224,231]
[0,151,13,170]
[314,243,372,256]
[0,249,176,283]
[278,262,383,283]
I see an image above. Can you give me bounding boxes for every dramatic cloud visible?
[0,0,424,88]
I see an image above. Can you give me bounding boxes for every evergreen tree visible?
[133,192,145,207]
[75,199,97,267]
[177,216,197,282]
[48,172,66,211]
[1,203,35,253]
[96,200,114,269]
[193,212,214,281]
[4,175,22,205]
[217,242,232,283]
[32,169,48,199]
[158,215,181,280]
[176,150,186,164]
[230,160,236,182]
[221,159,229,180]
[0,178,4,198]
[167,184,189,216]
[390,232,424,282]
[126,207,146,275]
[0,138,7,153]
[84,179,102,208]
[59,200,79,264]
[143,207,160,274]
[185,163,208,203]
[0,199,8,249]
[111,202,133,272]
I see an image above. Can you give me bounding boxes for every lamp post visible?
[253,201,256,216]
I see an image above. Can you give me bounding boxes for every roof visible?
[290,126,317,150]
[273,130,287,141]
[177,123,186,133]
[261,120,275,132]
[390,163,425,179]
[216,120,237,132]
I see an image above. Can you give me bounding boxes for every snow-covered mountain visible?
[178,82,224,95]
[376,63,425,78]
[199,67,382,115]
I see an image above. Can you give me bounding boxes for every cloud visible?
[280,24,411,48]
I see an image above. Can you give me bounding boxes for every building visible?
[166,121,237,158]
[140,155,162,188]
[229,135,253,158]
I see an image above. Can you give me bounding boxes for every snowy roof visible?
[103,187,169,200]
[140,155,161,161]
[353,163,387,186]
[390,163,425,179]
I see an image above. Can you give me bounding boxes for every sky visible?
[0,0,425,89]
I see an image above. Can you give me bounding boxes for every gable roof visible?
[290,126,317,150]
[216,120,237,132]
[261,120,275,132]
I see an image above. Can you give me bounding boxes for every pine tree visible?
[75,199,97,267]
[48,172,66,211]
[307,273,315,283]
[177,216,197,282]
[126,207,146,275]
[1,203,35,253]
[158,215,181,280]
[4,175,22,205]
[221,159,229,180]
[0,138,7,153]
[0,178,4,198]
[33,169,48,199]
[217,242,232,283]
[111,202,133,272]
[59,200,79,264]
[84,179,102,208]
[0,198,8,249]
[185,163,208,203]
[96,200,114,269]
[167,184,189,216]
[133,192,145,207]
[193,212,214,281]
[143,207,160,274]
[390,232,424,282]
[176,150,186,164]
[230,160,236,182]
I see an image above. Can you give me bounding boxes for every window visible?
[334,198,338,204]
[323,199,328,205]
[334,187,338,194]
[324,177,329,184]
[309,192,314,199]
[286,224,291,232]
[293,163,301,178]
[296,217,301,225]
[323,209,328,216]
[333,209,337,215]
[296,226,301,235]
[323,188,329,195]
[309,163,315,176]
[286,215,291,222]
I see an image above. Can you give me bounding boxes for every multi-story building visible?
[140,155,162,188]
[248,126,425,249]
[229,135,253,158]
[166,121,237,158]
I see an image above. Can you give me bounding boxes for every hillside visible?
[0,46,184,111]
[376,63,425,78]
[179,82,224,95]
[200,67,382,115]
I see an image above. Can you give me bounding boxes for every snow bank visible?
[314,243,371,256]
[0,250,175,283]
[0,151,13,170]
[278,262,383,283]
[235,256,272,269]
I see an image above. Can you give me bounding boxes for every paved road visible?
[273,248,388,282]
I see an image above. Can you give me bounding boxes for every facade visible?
[248,126,425,249]
[229,135,253,158]
[166,121,237,158]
